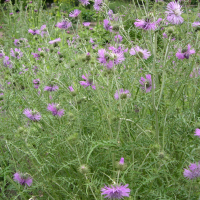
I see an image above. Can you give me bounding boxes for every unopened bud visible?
[112,24,120,31]
[116,157,127,171]
[78,164,90,174]
[86,52,91,61]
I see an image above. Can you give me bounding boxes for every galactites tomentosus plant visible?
[0,0,200,199]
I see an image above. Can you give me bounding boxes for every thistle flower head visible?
[165,2,184,24]
[94,0,103,11]
[101,184,131,199]
[13,172,32,187]
[130,46,151,60]
[176,44,195,60]
[47,103,64,117]
[79,0,90,6]
[69,9,81,18]
[23,109,41,121]
[184,162,200,179]
[114,89,131,100]
[139,74,153,93]
[56,20,72,29]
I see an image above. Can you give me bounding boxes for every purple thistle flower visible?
[56,21,72,29]
[90,38,94,43]
[13,172,32,187]
[192,22,200,27]
[103,19,113,32]
[49,38,61,44]
[163,33,168,38]
[31,48,46,60]
[14,38,27,47]
[114,35,123,43]
[184,162,200,179]
[83,22,91,27]
[101,184,131,199]
[69,86,74,92]
[129,46,151,60]
[165,2,184,25]
[47,103,64,117]
[0,52,4,58]
[79,0,90,6]
[134,18,162,30]
[28,29,40,35]
[23,109,41,121]
[114,89,131,100]
[10,48,23,59]
[3,56,12,68]
[98,47,125,69]
[139,74,153,93]
[194,128,200,137]
[31,52,40,60]
[80,74,96,90]
[94,0,103,11]
[40,24,48,37]
[69,9,81,18]
[33,79,40,89]
[176,44,195,60]
[44,85,59,92]
[108,10,114,20]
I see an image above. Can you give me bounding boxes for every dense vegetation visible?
[0,0,200,199]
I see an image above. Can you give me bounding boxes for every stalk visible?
[151,31,159,145]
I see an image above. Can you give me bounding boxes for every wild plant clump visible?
[0,0,200,199]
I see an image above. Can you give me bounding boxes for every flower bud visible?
[78,164,90,174]
[116,157,127,171]
[112,24,120,31]
[86,52,91,61]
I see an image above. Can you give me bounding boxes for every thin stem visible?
[156,35,171,108]
[151,31,159,145]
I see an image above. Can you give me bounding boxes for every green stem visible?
[152,31,159,145]
[157,35,171,108]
